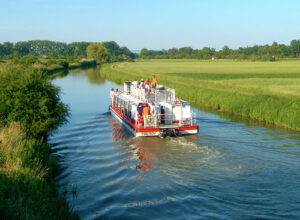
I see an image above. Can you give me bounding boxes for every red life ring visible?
[174,100,184,104]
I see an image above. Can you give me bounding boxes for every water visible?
[50,69,300,219]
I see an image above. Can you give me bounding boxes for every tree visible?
[86,42,111,64]
[0,43,5,58]
[2,42,14,56]
[140,48,149,58]
[291,40,300,57]
[221,45,232,56]
[103,41,121,56]
[14,41,30,56]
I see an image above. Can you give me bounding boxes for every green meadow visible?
[101,59,300,131]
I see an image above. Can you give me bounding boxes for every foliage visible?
[87,42,111,64]
[103,41,136,60]
[101,60,300,131]
[56,60,69,69]
[0,40,137,62]
[140,39,300,60]
[0,123,78,219]
[0,65,69,138]
[12,55,38,65]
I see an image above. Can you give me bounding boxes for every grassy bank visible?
[0,123,78,219]
[0,65,78,219]
[43,59,97,75]
[1,57,97,75]
[100,59,300,131]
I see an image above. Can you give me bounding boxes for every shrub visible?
[0,65,69,138]
[12,55,38,65]
[57,60,69,69]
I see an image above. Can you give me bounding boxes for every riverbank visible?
[100,59,300,131]
[0,58,97,75]
[44,59,97,75]
[0,123,78,219]
[0,65,78,219]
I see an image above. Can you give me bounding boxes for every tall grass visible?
[0,123,78,219]
[100,60,300,131]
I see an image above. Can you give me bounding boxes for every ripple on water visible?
[50,75,300,219]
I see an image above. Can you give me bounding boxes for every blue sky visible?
[0,0,299,50]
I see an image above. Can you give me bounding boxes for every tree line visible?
[0,40,137,61]
[1,39,300,62]
[140,39,300,60]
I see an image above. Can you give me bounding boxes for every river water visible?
[50,69,300,220]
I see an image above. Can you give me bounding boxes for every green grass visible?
[100,59,300,131]
[0,123,78,219]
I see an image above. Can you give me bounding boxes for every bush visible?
[12,55,38,65]
[57,60,69,69]
[0,65,69,138]
[127,57,135,62]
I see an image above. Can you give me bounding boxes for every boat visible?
[109,81,198,137]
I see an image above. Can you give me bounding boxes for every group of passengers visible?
[132,75,157,94]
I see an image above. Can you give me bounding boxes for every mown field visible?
[101,59,300,131]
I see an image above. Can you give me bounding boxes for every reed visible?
[100,60,300,131]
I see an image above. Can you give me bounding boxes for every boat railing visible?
[143,115,158,128]
[130,86,175,103]
[156,113,173,125]
[157,113,194,127]
[179,118,193,126]
[130,86,156,102]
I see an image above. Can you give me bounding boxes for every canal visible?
[50,68,300,219]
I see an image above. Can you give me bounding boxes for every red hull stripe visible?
[178,125,198,131]
[110,106,135,129]
[136,128,160,132]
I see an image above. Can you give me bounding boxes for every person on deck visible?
[151,75,157,93]
[143,104,150,116]
[139,79,145,89]
[139,79,146,100]
[137,103,144,128]
[145,79,151,94]
[143,104,150,128]
[160,106,165,125]
[132,80,138,88]
[150,102,156,115]
[150,102,157,126]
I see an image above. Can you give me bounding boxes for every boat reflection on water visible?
[130,136,201,172]
[132,137,162,172]
[110,115,161,171]
[110,115,207,174]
